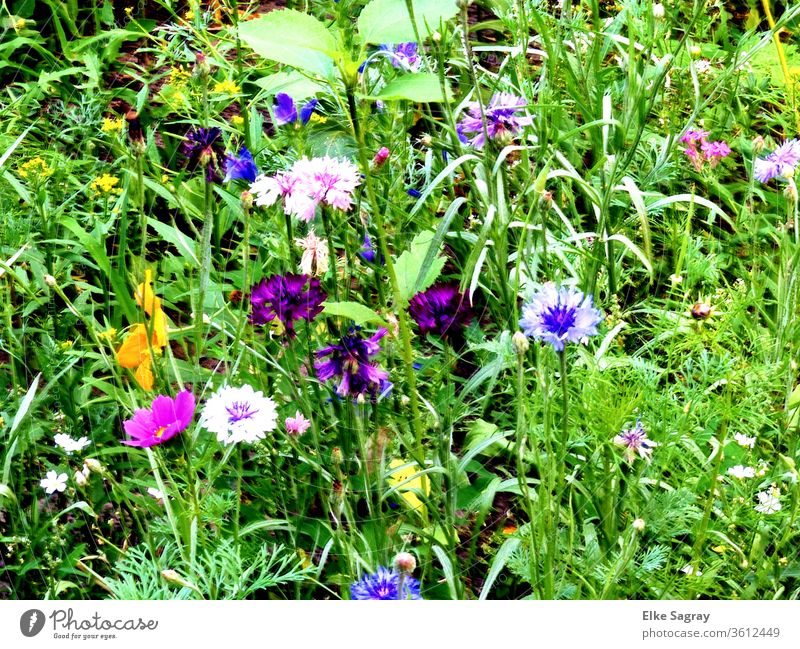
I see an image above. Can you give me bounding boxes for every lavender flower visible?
[273,93,318,126]
[754,139,800,183]
[223,147,258,183]
[315,328,389,399]
[182,127,224,183]
[250,274,327,336]
[519,283,603,351]
[457,92,533,149]
[378,42,420,71]
[409,282,474,339]
[350,566,422,600]
[614,419,657,462]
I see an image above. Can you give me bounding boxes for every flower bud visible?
[393,552,417,574]
[652,3,665,19]
[74,469,88,487]
[83,458,103,474]
[632,518,646,532]
[689,45,701,58]
[373,147,390,167]
[241,190,254,210]
[752,135,765,155]
[690,302,713,320]
[331,447,344,466]
[512,331,530,354]
[44,274,57,287]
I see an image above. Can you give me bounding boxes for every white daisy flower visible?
[733,433,756,448]
[727,465,755,479]
[755,488,782,514]
[199,384,278,445]
[53,433,91,454]
[40,470,68,495]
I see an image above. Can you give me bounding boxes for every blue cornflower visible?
[273,93,318,126]
[519,283,603,351]
[315,328,389,399]
[350,566,422,600]
[223,147,258,183]
[182,126,224,183]
[359,234,378,264]
[754,139,800,183]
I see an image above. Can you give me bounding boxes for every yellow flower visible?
[101,117,124,133]
[90,174,122,196]
[309,113,327,124]
[18,156,53,180]
[387,459,429,517]
[169,66,192,88]
[97,327,117,342]
[60,340,74,350]
[213,79,240,94]
[184,9,195,20]
[231,115,244,127]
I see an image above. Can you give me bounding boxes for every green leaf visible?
[253,70,326,100]
[394,230,446,305]
[238,9,338,78]
[322,301,387,326]
[146,218,199,266]
[358,0,459,44]
[368,73,450,103]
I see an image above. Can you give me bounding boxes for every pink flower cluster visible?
[681,130,731,171]
[249,155,361,222]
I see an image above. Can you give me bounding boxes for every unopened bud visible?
[44,274,57,287]
[690,302,713,320]
[689,45,701,58]
[194,51,210,78]
[331,447,344,466]
[393,552,417,574]
[512,331,530,354]
[74,470,88,487]
[373,147,390,167]
[83,458,103,474]
[633,518,646,532]
[652,3,665,19]
[241,190,254,210]
[752,135,765,155]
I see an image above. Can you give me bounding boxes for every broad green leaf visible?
[368,73,450,102]
[358,0,459,44]
[9,373,40,436]
[322,301,387,326]
[147,218,199,266]
[394,230,446,305]
[238,9,338,78]
[253,70,326,99]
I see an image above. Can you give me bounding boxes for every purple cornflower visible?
[409,282,474,339]
[350,566,422,600]
[182,127,224,183]
[315,328,389,398]
[122,391,196,448]
[224,147,258,183]
[519,283,603,352]
[360,234,377,263]
[614,419,657,462]
[273,93,318,126]
[754,139,800,183]
[250,274,327,336]
[378,42,420,71]
[457,92,533,149]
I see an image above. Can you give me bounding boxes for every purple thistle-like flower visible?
[614,419,657,462]
[315,328,389,398]
[409,282,474,339]
[457,92,533,149]
[273,93,318,126]
[250,274,327,336]
[350,566,422,600]
[182,127,224,183]
[519,283,603,351]
[754,139,800,183]
[122,391,195,448]
[224,147,258,183]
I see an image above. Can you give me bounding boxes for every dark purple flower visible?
[360,234,377,263]
[273,93,318,126]
[409,282,474,339]
[224,147,258,183]
[350,566,422,600]
[457,92,533,149]
[182,127,224,183]
[250,274,327,336]
[315,328,389,398]
[122,391,196,448]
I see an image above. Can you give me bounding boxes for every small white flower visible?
[727,465,755,479]
[74,469,88,487]
[680,564,703,576]
[40,470,68,495]
[199,384,278,445]
[147,487,164,501]
[734,432,756,448]
[755,487,782,514]
[53,433,91,454]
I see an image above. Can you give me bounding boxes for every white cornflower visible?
[54,433,91,454]
[733,432,756,448]
[147,487,164,501]
[199,384,278,445]
[727,465,755,479]
[296,229,329,276]
[680,564,703,576]
[40,470,68,495]
[755,487,782,514]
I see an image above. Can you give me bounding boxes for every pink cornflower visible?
[122,391,196,448]
[284,411,311,437]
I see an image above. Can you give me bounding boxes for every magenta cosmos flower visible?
[122,391,196,448]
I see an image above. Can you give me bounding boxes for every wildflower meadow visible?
[2,0,800,607]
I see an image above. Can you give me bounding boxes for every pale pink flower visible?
[296,230,329,276]
[285,411,311,437]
